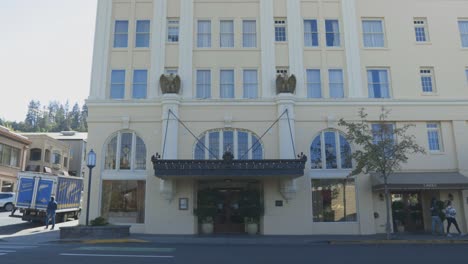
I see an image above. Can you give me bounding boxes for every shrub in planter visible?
[90,216,109,226]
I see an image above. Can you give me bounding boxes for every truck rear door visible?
[34,178,55,210]
[16,177,35,208]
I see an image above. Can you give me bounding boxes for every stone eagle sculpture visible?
[160,73,181,94]
[276,73,296,94]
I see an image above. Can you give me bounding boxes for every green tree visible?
[338,108,425,240]
[25,100,41,131]
[70,103,81,131]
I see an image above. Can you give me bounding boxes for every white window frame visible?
[304,19,319,47]
[103,131,147,173]
[458,19,468,48]
[427,123,443,152]
[362,18,385,48]
[367,68,391,98]
[135,20,150,48]
[274,19,287,42]
[197,20,212,48]
[113,20,129,48]
[132,69,148,99]
[220,20,234,48]
[276,67,288,75]
[167,19,179,43]
[242,20,257,48]
[328,69,344,98]
[325,19,341,47]
[220,69,235,98]
[414,18,429,43]
[165,68,178,75]
[196,69,211,99]
[110,69,125,99]
[420,67,436,94]
[243,69,258,99]
[306,69,322,98]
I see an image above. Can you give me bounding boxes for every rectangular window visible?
[427,123,442,152]
[237,131,248,160]
[306,69,321,98]
[465,68,468,85]
[414,18,429,42]
[367,69,390,98]
[420,68,435,93]
[312,179,357,222]
[113,20,129,48]
[165,68,178,75]
[274,19,287,42]
[372,123,394,144]
[304,19,319,47]
[101,180,146,224]
[209,132,219,159]
[167,19,179,42]
[243,70,258,99]
[276,67,288,75]
[132,69,147,99]
[459,20,468,47]
[325,20,340,47]
[196,70,211,99]
[329,69,344,98]
[252,135,262,159]
[220,69,234,98]
[135,20,150,48]
[223,131,234,153]
[197,20,211,48]
[110,70,125,99]
[243,20,257,48]
[220,20,234,48]
[362,20,385,48]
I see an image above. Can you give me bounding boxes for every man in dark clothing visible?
[430,198,443,235]
[45,197,58,230]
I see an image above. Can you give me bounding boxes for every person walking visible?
[445,201,462,237]
[430,198,444,235]
[45,196,58,230]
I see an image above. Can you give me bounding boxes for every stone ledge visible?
[60,225,131,240]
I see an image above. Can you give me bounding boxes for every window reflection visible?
[101,180,145,223]
[312,179,357,222]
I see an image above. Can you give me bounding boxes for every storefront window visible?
[312,179,357,222]
[101,180,145,223]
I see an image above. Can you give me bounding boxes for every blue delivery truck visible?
[15,172,83,223]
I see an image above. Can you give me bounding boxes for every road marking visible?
[60,253,174,258]
[0,250,16,253]
[0,246,37,249]
[77,246,176,253]
[0,253,7,256]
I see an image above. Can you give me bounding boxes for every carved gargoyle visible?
[160,73,181,94]
[276,73,296,94]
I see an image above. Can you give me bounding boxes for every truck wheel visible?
[4,203,14,211]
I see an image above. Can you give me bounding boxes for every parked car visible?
[0,192,15,211]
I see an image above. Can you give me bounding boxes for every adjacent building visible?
[0,126,30,192]
[84,0,468,235]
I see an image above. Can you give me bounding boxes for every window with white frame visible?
[194,129,263,160]
[196,70,211,99]
[329,69,344,98]
[0,144,21,168]
[362,19,385,48]
[371,123,395,145]
[135,20,150,48]
[220,20,234,48]
[427,123,442,152]
[310,130,352,169]
[414,18,429,42]
[465,68,468,85]
[276,67,288,75]
[306,69,321,98]
[243,69,258,99]
[110,70,125,99]
[104,131,147,170]
[243,20,257,48]
[325,20,340,47]
[274,19,287,42]
[367,69,390,98]
[420,68,435,93]
[312,179,357,222]
[458,20,468,47]
[197,20,211,48]
[132,69,147,99]
[113,20,129,48]
[167,19,179,42]
[220,69,234,98]
[304,19,319,47]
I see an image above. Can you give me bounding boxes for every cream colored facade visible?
[0,126,30,193]
[84,0,468,235]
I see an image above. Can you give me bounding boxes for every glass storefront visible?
[101,180,146,223]
[312,179,357,222]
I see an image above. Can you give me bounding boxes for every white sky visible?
[0,0,97,122]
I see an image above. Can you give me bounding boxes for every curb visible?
[48,238,150,244]
[329,239,468,245]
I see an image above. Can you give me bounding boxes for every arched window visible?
[104,131,147,170]
[310,130,352,169]
[194,129,263,160]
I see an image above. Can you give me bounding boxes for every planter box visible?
[60,225,131,240]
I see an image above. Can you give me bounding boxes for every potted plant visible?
[194,189,219,234]
[239,190,264,235]
[392,201,406,232]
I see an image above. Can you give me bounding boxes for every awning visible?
[372,172,468,191]
[152,152,307,180]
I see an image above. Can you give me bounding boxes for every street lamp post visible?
[86,149,96,226]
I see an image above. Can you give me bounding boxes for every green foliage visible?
[194,189,219,223]
[238,190,264,223]
[90,216,109,226]
[435,200,446,222]
[0,100,87,132]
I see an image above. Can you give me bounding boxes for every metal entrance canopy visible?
[151,152,307,179]
[372,172,468,190]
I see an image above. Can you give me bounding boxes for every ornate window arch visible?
[104,130,147,170]
[193,128,263,160]
[310,129,352,169]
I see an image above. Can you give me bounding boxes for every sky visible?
[0,0,97,122]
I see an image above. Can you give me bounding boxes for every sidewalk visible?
[1,222,467,245]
